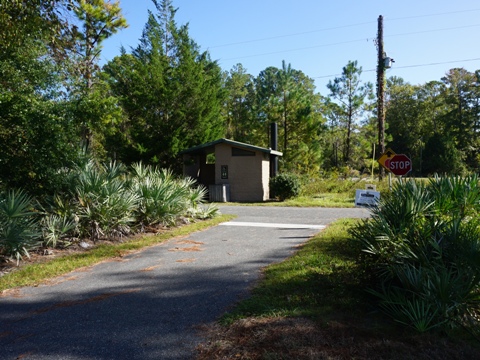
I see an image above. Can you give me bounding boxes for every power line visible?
[207,8,480,83]
[313,68,376,80]
[392,57,480,70]
[386,8,480,21]
[208,21,375,49]
[386,24,480,39]
[220,38,373,61]
[206,8,480,50]
[219,23,480,63]
[312,58,480,80]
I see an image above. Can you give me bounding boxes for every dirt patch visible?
[175,240,204,245]
[169,245,203,252]
[140,265,163,272]
[42,275,80,287]
[196,317,480,360]
[0,288,25,298]
[176,258,196,263]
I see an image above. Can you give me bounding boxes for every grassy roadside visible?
[196,219,480,360]
[221,218,365,323]
[219,176,396,208]
[0,214,235,292]
[217,194,355,208]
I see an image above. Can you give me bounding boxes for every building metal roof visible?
[179,138,283,156]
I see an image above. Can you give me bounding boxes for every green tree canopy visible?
[103,0,225,171]
[69,0,127,152]
[253,62,324,173]
[326,60,373,166]
[222,64,257,143]
[1,1,72,194]
[385,70,480,175]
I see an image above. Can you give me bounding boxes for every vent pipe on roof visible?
[270,122,278,178]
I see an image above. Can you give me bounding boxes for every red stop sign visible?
[385,154,412,176]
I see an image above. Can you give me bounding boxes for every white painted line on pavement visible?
[220,221,326,230]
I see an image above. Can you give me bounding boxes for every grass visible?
[209,175,415,208]
[221,218,365,323]
[0,214,235,292]
[217,194,355,208]
[219,176,397,208]
[196,219,480,360]
[285,193,355,207]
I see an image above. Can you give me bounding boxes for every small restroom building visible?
[180,138,282,202]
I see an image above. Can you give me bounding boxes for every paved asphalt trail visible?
[0,206,369,360]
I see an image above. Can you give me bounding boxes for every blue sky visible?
[101,0,480,94]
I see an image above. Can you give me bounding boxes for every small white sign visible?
[355,190,380,207]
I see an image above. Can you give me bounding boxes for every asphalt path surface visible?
[0,206,370,360]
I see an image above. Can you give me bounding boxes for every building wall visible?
[214,143,269,202]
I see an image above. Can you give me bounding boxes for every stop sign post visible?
[385,154,412,176]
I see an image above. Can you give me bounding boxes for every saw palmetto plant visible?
[0,189,42,263]
[351,176,480,334]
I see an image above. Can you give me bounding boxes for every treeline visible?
[1,0,479,199]
[386,73,480,175]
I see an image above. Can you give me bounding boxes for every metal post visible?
[270,122,279,177]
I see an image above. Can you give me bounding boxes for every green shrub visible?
[132,165,193,227]
[350,176,480,334]
[270,173,301,201]
[300,173,391,198]
[74,160,139,242]
[41,214,76,248]
[130,163,217,227]
[0,189,42,263]
[0,160,219,263]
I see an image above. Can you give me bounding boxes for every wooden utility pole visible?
[377,15,386,180]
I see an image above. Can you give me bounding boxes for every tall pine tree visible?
[104,0,224,170]
[327,60,373,166]
[70,0,127,153]
[223,64,257,143]
[254,62,324,173]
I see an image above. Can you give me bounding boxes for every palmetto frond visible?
[0,189,42,263]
